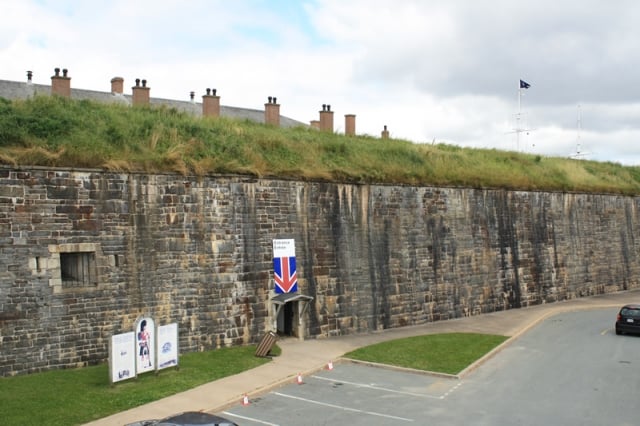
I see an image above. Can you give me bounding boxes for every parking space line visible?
[273,392,415,422]
[440,381,463,398]
[222,411,280,426]
[311,374,445,399]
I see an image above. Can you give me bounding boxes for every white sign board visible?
[109,331,136,383]
[273,239,295,258]
[157,323,179,370]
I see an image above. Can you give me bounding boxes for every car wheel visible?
[615,327,621,335]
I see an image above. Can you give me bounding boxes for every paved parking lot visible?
[219,308,640,426]
[221,362,457,425]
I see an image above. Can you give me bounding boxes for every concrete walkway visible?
[84,289,639,426]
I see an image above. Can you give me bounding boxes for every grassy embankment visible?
[1,95,640,194]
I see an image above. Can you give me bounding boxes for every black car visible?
[615,304,640,335]
[125,411,238,426]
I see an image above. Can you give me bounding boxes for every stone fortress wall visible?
[0,167,638,376]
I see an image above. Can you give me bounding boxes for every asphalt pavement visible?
[83,289,639,426]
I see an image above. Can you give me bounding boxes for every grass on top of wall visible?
[2,95,640,194]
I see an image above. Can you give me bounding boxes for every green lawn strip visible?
[0,345,279,426]
[343,333,508,375]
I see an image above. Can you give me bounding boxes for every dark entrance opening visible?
[283,302,294,336]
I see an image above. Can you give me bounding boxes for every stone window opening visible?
[48,243,102,293]
[60,252,97,288]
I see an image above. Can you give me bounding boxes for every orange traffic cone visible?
[242,394,250,406]
[296,372,304,384]
[327,361,334,370]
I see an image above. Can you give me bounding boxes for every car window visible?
[622,308,640,317]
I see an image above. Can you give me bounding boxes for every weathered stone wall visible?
[0,167,638,376]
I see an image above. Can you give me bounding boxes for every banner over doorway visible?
[272,239,297,294]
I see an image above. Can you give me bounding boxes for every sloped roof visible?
[271,292,314,305]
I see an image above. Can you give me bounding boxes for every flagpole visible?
[512,79,530,152]
[517,80,522,151]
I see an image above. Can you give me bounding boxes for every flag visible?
[274,256,298,293]
[520,79,531,89]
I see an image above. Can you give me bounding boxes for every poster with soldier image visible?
[135,317,155,374]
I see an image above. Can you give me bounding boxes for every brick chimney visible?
[131,78,150,106]
[202,88,220,118]
[345,114,356,136]
[310,120,320,129]
[51,68,71,97]
[264,96,280,126]
[111,77,124,94]
[381,125,390,139]
[319,104,334,132]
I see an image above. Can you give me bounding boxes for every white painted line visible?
[312,374,445,399]
[222,411,280,426]
[440,381,463,398]
[273,392,415,422]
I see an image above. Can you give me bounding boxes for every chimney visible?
[345,114,356,136]
[381,125,390,139]
[202,88,220,118]
[190,91,195,103]
[131,78,150,106]
[111,77,124,94]
[310,120,320,130]
[319,104,334,132]
[264,96,280,127]
[26,70,33,85]
[51,67,71,97]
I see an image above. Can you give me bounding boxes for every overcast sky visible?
[2,0,640,164]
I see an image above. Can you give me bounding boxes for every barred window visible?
[60,251,97,288]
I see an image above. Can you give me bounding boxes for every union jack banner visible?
[273,256,297,294]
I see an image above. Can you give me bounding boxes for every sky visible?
[2,0,640,164]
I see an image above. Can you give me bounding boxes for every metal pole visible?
[517,82,522,151]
